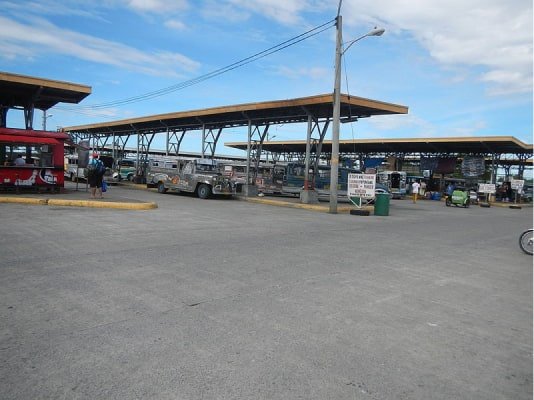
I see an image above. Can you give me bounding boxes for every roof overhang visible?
[62,93,408,135]
[0,71,91,110]
[225,136,534,156]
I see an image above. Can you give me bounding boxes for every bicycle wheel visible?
[519,229,533,255]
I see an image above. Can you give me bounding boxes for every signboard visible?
[348,173,376,199]
[478,183,496,194]
[511,179,524,190]
[77,140,90,168]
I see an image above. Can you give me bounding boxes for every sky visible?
[1,0,532,156]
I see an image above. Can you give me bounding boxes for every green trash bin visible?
[374,193,390,216]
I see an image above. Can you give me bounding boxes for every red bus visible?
[0,127,70,192]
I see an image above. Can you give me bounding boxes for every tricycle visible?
[445,188,470,208]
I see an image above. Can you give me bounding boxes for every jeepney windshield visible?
[196,163,217,172]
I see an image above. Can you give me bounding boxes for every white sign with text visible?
[348,173,376,199]
[511,179,524,190]
[478,183,496,194]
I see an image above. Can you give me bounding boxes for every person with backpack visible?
[87,152,106,199]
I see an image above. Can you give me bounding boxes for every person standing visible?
[505,182,512,202]
[87,152,105,199]
[412,180,421,203]
[419,180,427,198]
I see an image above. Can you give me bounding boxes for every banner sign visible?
[77,140,90,168]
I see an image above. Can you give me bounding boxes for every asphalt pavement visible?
[0,183,532,399]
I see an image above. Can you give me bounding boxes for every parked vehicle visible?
[221,162,284,194]
[376,170,407,199]
[65,153,114,182]
[282,162,359,197]
[114,158,137,181]
[365,183,392,204]
[445,188,470,207]
[521,185,533,203]
[147,158,236,199]
[64,154,85,181]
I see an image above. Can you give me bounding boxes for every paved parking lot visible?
[1,185,532,399]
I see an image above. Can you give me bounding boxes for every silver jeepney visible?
[147,158,236,199]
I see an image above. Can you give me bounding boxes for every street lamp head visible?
[367,27,385,37]
[342,27,385,55]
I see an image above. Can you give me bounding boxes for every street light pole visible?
[329,14,343,213]
[42,111,53,131]
[329,21,385,214]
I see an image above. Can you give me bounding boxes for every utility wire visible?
[57,19,335,112]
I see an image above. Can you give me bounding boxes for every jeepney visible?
[146,158,236,199]
[376,170,407,199]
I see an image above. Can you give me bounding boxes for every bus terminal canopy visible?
[225,136,534,157]
[62,93,408,135]
[0,72,91,111]
[0,71,91,130]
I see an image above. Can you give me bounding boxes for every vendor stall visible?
[0,127,70,192]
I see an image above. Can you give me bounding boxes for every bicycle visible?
[519,229,533,255]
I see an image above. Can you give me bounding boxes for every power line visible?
[57,19,335,113]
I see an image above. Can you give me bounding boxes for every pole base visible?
[300,189,319,204]
[242,185,258,197]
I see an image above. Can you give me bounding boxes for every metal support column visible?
[135,129,155,183]
[244,121,257,197]
[243,121,269,197]
[202,127,223,159]
[24,105,34,130]
[167,129,186,156]
[301,115,318,204]
[490,154,497,184]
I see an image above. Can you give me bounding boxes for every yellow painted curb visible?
[0,197,48,205]
[47,199,158,210]
[240,197,372,213]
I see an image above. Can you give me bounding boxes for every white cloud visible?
[368,114,431,132]
[125,0,188,14]
[449,120,488,137]
[341,0,533,95]
[164,19,186,30]
[275,66,329,80]
[217,0,532,95]
[226,0,310,25]
[200,0,250,23]
[0,15,200,77]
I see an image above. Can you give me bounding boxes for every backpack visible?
[97,160,106,175]
[87,159,105,177]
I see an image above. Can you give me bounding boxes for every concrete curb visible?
[239,196,373,214]
[47,199,158,210]
[0,197,48,205]
[0,196,158,210]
